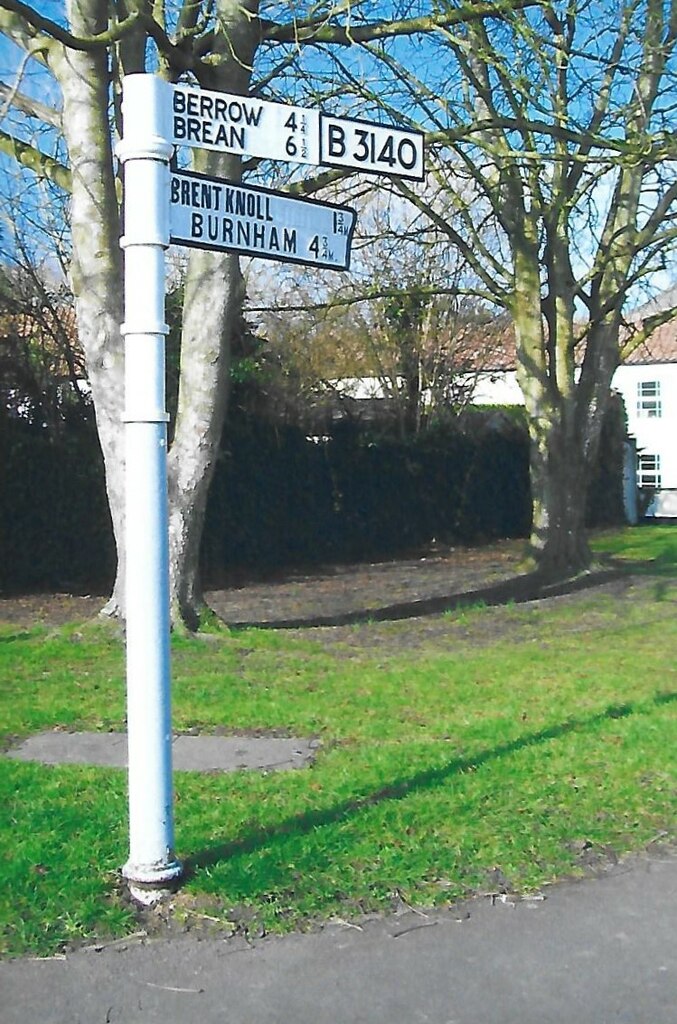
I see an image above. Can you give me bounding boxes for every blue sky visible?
[1,1,676,305]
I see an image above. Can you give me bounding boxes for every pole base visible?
[122,857,183,905]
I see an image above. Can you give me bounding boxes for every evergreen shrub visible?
[201,418,532,578]
[0,416,115,591]
[0,403,626,591]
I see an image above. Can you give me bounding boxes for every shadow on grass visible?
[218,565,636,631]
[0,632,34,644]
[184,691,676,877]
[652,579,675,601]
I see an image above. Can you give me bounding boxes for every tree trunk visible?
[526,410,592,577]
[512,235,594,579]
[167,221,244,629]
[165,0,259,628]
[520,339,618,579]
[48,1,260,629]
[51,4,126,615]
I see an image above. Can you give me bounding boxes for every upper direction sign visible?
[170,83,424,181]
[169,169,357,270]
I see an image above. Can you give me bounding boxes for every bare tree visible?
[0,0,533,625]
[249,184,505,436]
[350,0,677,573]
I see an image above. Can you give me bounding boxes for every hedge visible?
[202,420,532,576]
[0,415,116,592]
[0,407,624,592]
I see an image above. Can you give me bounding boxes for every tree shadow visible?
[216,563,631,630]
[183,691,676,878]
[652,579,674,601]
[0,631,33,644]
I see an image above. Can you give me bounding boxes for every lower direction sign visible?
[169,169,356,270]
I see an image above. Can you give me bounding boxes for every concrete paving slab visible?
[5,730,318,772]
[1,849,675,1023]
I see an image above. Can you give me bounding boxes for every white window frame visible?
[638,453,661,489]
[636,380,662,418]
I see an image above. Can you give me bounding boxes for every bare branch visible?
[260,0,539,46]
[247,283,488,315]
[620,304,677,360]
[285,166,354,197]
[0,128,71,189]
[0,0,142,51]
[0,79,61,127]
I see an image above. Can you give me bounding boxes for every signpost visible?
[117,75,181,902]
[319,114,423,179]
[117,72,424,901]
[170,169,356,270]
[170,81,425,181]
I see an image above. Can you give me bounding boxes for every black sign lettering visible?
[328,125,346,158]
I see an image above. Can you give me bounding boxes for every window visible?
[637,380,662,418]
[638,453,661,489]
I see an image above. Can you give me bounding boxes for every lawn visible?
[1,525,675,957]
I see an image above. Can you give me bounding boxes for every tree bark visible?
[51,1,126,614]
[516,294,619,577]
[526,408,592,576]
[165,0,259,628]
[167,208,244,629]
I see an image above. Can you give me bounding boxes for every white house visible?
[326,293,677,518]
[613,323,677,517]
[471,303,677,517]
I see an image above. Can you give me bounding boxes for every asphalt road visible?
[2,848,675,1024]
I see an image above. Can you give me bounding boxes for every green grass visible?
[1,524,675,956]
[593,522,677,567]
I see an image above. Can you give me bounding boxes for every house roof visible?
[462,286,677,372]
[452,318,518,373]
[623,318,677,365]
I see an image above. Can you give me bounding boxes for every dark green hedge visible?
[0,406,625,592]
[0,415,116,592]
[586,393,627,529]
[202,421,531,576]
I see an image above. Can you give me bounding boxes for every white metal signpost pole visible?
[116,74,182,902]
[114,71,421,902]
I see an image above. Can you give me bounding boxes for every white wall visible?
[328,372,527,406]
[612,363,677,515]
[468,371,524,406]
[470,362,677,517]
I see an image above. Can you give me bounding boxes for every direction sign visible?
[169,169,356,270]
[170,83,424,181]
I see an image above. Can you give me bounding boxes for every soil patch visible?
[0,541,524,629]
[0,592,106,628]
[205,540,526,627]
[0,538,663,654]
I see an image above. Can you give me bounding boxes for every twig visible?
[84,931,147,952]
[330,916,364,931]
[393,890,429,917]
[145,982,204,994]
[392,921,439,938]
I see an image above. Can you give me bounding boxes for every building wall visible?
[474,362,677,517]
[470,371,524,406]
[612,363,677,516]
